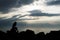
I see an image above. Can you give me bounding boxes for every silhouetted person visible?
[6,22,19,40]
[1,21,60,40]
[12,22,17,27]
[11,22,18,33]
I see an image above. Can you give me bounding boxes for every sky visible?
[0,0,60,33]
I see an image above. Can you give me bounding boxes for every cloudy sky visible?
[0,0,60,33]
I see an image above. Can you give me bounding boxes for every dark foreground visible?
[0,22,60,40]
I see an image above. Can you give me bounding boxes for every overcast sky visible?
[0,0,60,33]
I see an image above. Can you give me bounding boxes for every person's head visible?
[12,22,17,27]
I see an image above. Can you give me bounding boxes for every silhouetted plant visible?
[0,22,60,40]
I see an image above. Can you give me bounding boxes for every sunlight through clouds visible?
[0,0,60,33]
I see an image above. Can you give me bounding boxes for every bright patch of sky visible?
[0,0,60,33]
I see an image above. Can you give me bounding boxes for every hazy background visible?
[0,0,60,33]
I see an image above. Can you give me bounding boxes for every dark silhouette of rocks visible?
[0,22,60,40]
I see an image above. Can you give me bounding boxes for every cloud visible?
[27,23,60,28]
[0,0,34,13]
[0,14,27,27]
[46,0,60,5]
[0,15,18,27]
[0,15,23,31]
[18,0,34,5]
[29,10,60,16]
[0,15,60,32]
[16,21,60,33]
[0,14,35,31]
